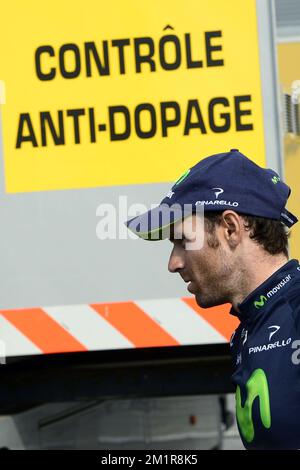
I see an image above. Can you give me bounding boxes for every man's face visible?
[168,214,236,308]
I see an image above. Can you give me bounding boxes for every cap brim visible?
[125,204,191,240]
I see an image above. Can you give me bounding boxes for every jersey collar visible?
[229,258,300,321]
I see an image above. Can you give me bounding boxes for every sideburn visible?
[206,231,220,249]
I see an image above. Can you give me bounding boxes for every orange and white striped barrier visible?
[0,298,239,357]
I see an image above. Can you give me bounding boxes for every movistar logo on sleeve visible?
[254,295,267,309]
[236,368,271,443]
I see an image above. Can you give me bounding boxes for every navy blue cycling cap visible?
[126,149,298,240]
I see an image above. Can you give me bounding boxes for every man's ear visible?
[221,211,242,247]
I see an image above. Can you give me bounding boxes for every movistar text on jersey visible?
[266,274,291,299]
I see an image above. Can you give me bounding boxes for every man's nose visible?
[168,246,185,273]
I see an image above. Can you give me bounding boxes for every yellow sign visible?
[0,0,265,193]
[277,42,300,260]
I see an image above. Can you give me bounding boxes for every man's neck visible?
[231,255,289,312]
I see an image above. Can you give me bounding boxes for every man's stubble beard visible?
[195,246,239,309]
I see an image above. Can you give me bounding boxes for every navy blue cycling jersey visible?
[230,258,300,450]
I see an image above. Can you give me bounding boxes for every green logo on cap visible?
[271,176,280,184]
[175,169,191,186]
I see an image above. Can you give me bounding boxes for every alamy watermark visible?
[96,196,205,250]
[291,340,300,364]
